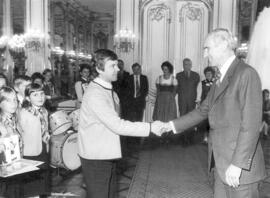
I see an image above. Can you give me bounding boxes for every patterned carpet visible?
[48,138,270,198]
[128,144,213,198]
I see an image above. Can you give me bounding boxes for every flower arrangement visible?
[8,34,26,53]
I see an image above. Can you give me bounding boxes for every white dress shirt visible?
[219,55,236,82]
[134,75,141,98]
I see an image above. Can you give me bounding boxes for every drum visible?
[49,110,72,135]
[69,109,80,131]
[50,130,81,170]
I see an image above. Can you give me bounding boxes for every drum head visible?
[50,110,72,135]
[62,132,81,170]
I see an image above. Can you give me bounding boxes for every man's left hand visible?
[225,164,242,188]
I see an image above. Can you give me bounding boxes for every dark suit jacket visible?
[176,71,200,102]
[173,58,266,184]
[112,70,130,103]
[127,74,149,109]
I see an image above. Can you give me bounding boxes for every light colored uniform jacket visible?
[18,108,48,156]
[78,78,150,160]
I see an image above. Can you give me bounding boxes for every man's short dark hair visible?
[94,49,118,71]
[132,62,141,69]
[263,89,270,95]
[183,58,191,63]
[31,72,44,83]
[118,59,124,65]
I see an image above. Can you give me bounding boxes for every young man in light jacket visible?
[78,49,165,198]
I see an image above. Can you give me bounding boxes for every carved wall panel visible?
[212,0,237,33]
[175,1,209,76]
[140,0,210,121]
[141,2,172,121]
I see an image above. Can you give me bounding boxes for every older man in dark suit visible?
[166,28,266,198]
[176,58,200,145]
[176,58,200,116]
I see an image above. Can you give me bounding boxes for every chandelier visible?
[114,28,135,53]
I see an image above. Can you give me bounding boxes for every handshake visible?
[151,121,172,136]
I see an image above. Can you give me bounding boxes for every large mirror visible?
[237,0,258,43]
[238,0,270,44]
[11,0,25,34]
[10,0,26,78]
[49,0,115,99]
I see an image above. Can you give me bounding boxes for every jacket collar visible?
[93,77,112,90]
[213,57,240,103]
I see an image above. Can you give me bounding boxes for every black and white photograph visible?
[0,0,270,197]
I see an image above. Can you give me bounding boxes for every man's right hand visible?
[151,121,172,136]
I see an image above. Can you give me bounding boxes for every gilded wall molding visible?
[140,2,172,121]
[149,3,170,22]
[176,0,213,10]
[179,2,202,22]
[175,1,209,77]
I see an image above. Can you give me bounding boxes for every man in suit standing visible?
[176,58,200,144]
[126,63,149,122]
[176,58,200,115]
[166,28,266,198]
[112,59,130,119]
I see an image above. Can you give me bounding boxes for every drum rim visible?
[60,132,80,170]
[51,122,72,135]
[50,110,69,116]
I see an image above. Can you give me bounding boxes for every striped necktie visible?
[215,68,221,86]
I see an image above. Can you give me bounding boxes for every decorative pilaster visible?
[25,0,50,75]
[212,0,237,34]
[2,0,13,82]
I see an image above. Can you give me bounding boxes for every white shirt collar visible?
[219,55,236,82]
[17,94,24,104]
[94,77,112,89]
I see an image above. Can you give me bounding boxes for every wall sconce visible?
[51,46,64,56]
[114,28,135,53]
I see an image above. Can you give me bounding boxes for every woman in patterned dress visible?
[153,61,178,144]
